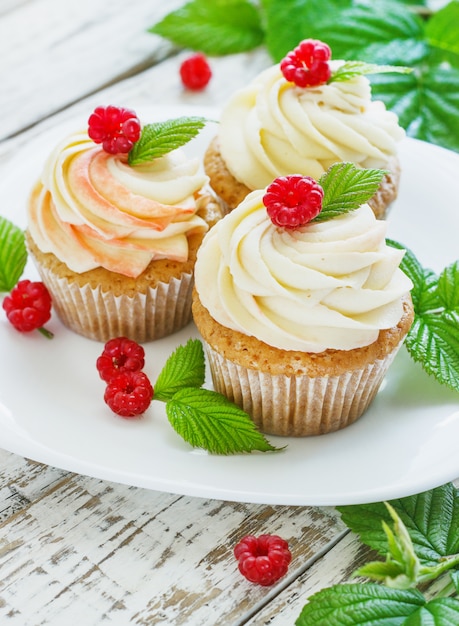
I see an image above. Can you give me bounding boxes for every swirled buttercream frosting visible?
[28,131,210,278]
[194,189,413,353]
[218,62,405,190]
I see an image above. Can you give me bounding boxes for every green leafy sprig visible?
[149,0,459,153]
[0,216,27,292]
[296,483,459,625]
[329,60,413,83]
[128,116,208,166]
[152,339,281,455]
[314,162,386,222]
[388,239,459,392]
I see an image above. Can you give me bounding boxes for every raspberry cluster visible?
[97,337,153,418]
[234,534,292,586]
[2,279,52,335]
[263,175,324,229]
[88,105,141,155]
[280,39,332,88]
[180,53,212,90]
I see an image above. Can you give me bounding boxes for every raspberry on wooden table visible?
[280,39,332,87]
[2,279,52,333]
[88,105,141,154]
[180,53,212,90]
[234,534,292,586]
[263,175,324,229]
[104,370,153,418]
[96,336,146,383]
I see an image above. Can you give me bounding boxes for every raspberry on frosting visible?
[280,39,332,87]
[88,105,141,155]
[263,175,324,229]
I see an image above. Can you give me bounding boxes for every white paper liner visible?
[35,265,194,343]
[203,341,403,437]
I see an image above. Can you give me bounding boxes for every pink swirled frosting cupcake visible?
[27,106,221,342]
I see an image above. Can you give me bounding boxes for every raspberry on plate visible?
[2,279,52,333]
[234,534,292,586]
[104,370,153,418]
[96,336,146,383]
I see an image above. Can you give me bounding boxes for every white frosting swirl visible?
[219,62,405,189]
[194,190,413,352]
[28,131,210,278]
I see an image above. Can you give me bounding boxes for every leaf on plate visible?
[154,338,206,401]
[0,216,27,292]
[165,387,281,454]
[148,0,264,55]
[295,583,425,626]
[337,483,459,567]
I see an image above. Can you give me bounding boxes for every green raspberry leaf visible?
[0,216,27,292]
[425,0,459,68]
[148,0,264,56]
[295,583,425,626]
[403,598,459,626]
[154,339,206,401]
[165,387,281,454]
[128,116,208,166]
[329,60,412,83]
[337,483,459,568]
[314,162,386,222]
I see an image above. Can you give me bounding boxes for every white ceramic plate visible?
[1,106,459,506]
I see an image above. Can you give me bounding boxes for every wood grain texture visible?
[0,473,346,624]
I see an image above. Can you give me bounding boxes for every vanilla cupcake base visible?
[34,265,193,343]
[192,293,414,437]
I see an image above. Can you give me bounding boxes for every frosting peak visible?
[194,189,413,353]
[218,62,405,190]
[28,131,210,278]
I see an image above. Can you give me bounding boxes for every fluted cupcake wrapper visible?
[203,341,403,437]
[35,265,193,343]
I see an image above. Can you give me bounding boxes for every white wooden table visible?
[0,2,457,624]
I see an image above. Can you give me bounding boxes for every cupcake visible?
[27,105,222,342]
[204,39,408,219]
[192,165,414,436]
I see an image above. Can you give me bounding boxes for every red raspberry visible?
[104,370,153,418]
[96,336,146,383]
[88,105,141,154]
[234,534,292,586]
[263,175,324,229]
[180,54,212,90]
[280,39,332,87]
[2,279,52,333]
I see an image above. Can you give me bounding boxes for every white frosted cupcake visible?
[27,106,221,342]
[204,39,408,218]
[192,165,414,436]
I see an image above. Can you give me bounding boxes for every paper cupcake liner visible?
[36,265,193,343]
[203,341,403,437]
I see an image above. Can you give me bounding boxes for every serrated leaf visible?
[337,483,459,568]
[425,0,459,68]
[315,162,385,221]
[165,387,280,454]
[404,597,459,626]
[295,583,425,626]
[154,339,206,401]
[0,216,27,292]
[405,312,459,392]
[329,60,412,83]
[128,117,208,166]
[148,0,264,56]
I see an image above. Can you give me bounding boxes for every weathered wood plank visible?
[0,0,186,140]
[0,473,347,625]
